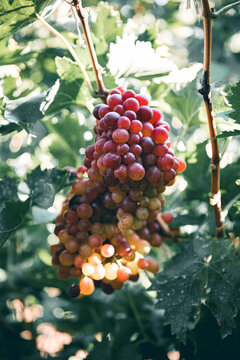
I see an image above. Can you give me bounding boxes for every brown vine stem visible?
[199,0,225,238]
[72,0,108,103]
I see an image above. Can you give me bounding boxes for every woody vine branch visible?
[199,0,225,238]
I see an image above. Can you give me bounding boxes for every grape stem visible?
[211,1,240,18]
[72,0,108,103]
[198,0,225,238]
[37,14,93,93]
[157,215,173,238]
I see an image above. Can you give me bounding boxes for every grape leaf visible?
[227,81,240,123]
[89,3,124,58]
[164,79,202,127]
[46,111,94,168]
[214,130,240,139]
[0,176,19,202]
[0,167,73,246]
[0,199,30,246]
[0,0,59,39]
[0,97,6,118]
[26,167,73,208]
[183,142,210,202]
[41,57,92,115]
[151,236,240,339]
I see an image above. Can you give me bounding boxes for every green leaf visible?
[0,0,59,39]
[226,81,240,123]
[0,199,30,246]
[0,97,6,118]
[183,142,210,202]
[213,130,240,139]
[0,176,19,202]
[41,57,92,115]
[89,3,124,57]
[46,111,93,168]
[164,80,202,127]
[151,236,240,339]
[151,235,211,339]
[26,167,73,208]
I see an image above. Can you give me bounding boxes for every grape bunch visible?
[84,87,186,233]
[51,177,160,297]
[50,87,186,297]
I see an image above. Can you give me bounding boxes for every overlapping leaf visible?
[0,0,59,39]
[151,236,240,339]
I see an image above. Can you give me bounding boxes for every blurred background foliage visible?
[0,0,240,359]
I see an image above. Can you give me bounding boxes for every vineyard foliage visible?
[0,0,240,359]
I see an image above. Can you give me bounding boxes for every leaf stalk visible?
[211,1,240,18]
[37,14,93,93]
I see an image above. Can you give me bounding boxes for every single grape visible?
[77,203,93,219]
[117,116,131,130]
[88,234,103,248]
[130,144,142,156]
[82,263,95,276]
[103,140,117,153]
[117,267,132,282]
[157,154,175,171]
[104,262,118,280]
[101,244,115,258]
[149,108,161,124]
[137,258,148,269]
[142,122,154,137]
[139,137,154,153]
[122,89,136,100]
[128,162,145,181]
[123,98,139,112]
[152,127,169,144]
[123,110,137,120]
[136,106,153,122]
[68,284,80,297]
[114,104,124,115]
[103,112,120,129]
[59,250,74,266]
[112,128,129,144]
[129,120,143,134]
[147,258,159,273]
[135,94,149,106]
[80,277,95,295]
[123,152,135,165]
[103,152,121,169]
[107,94,123,109]
[114,164,128,180]
[116,143,129,155]
[98,105,111,118]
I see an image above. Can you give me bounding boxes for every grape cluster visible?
[84,87,186,233]
[51,177,160,296]
[50,87,186,297]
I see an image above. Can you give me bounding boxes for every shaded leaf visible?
[0,199,30,246]
[151,236,240,339]
[227,81,240,123]
[164,80,202,127]
[26,167,74,208]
